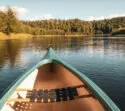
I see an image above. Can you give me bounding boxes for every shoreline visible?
[0,33,32,40]
[0,33,125,40]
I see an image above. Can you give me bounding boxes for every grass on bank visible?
[0,32,125,40]
[0,32,32,40]
[0,32,7,40]
[0,32,94,40]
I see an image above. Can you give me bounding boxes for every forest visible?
[0,7,125,36]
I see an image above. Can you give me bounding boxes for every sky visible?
[0,0,125,21]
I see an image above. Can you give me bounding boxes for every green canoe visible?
[0,48,120,111]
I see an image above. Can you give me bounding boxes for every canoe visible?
[0,48,120,111]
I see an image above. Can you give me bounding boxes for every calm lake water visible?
[0,36,125,110]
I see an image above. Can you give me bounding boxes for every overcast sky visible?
[0,0,125,21]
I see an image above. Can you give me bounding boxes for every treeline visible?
[92,17,125,34]
[0,7,37,35]
[0,8,23,35]
[0,7,125,35]
[22,19,94,35]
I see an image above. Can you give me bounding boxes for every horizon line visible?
[20,16,125,22]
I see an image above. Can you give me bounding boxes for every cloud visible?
[108,13,125,19]
[26,14,53,21]
[87,13,125,21]
[0,6,29,16]
[0,6,53,20]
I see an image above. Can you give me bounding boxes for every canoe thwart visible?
[8,85,92,103]
[16,85,85,91]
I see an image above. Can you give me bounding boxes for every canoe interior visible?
[2,63,105,111]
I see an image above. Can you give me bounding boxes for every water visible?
[0,37,125,110]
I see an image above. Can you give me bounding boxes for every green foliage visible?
[0,11,7,33]
[22,19,94,35]
[112,28,125,35]
[0,7,125,36]
[5,7,18,35]
[22,17,125,35]
[0,7,30,35]
[95,30,103,34]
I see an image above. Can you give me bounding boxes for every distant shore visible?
[0,32,125,40]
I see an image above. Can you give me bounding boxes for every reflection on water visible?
[0,40,21,68]
[0,37,125,110]
[0,37,125,68]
